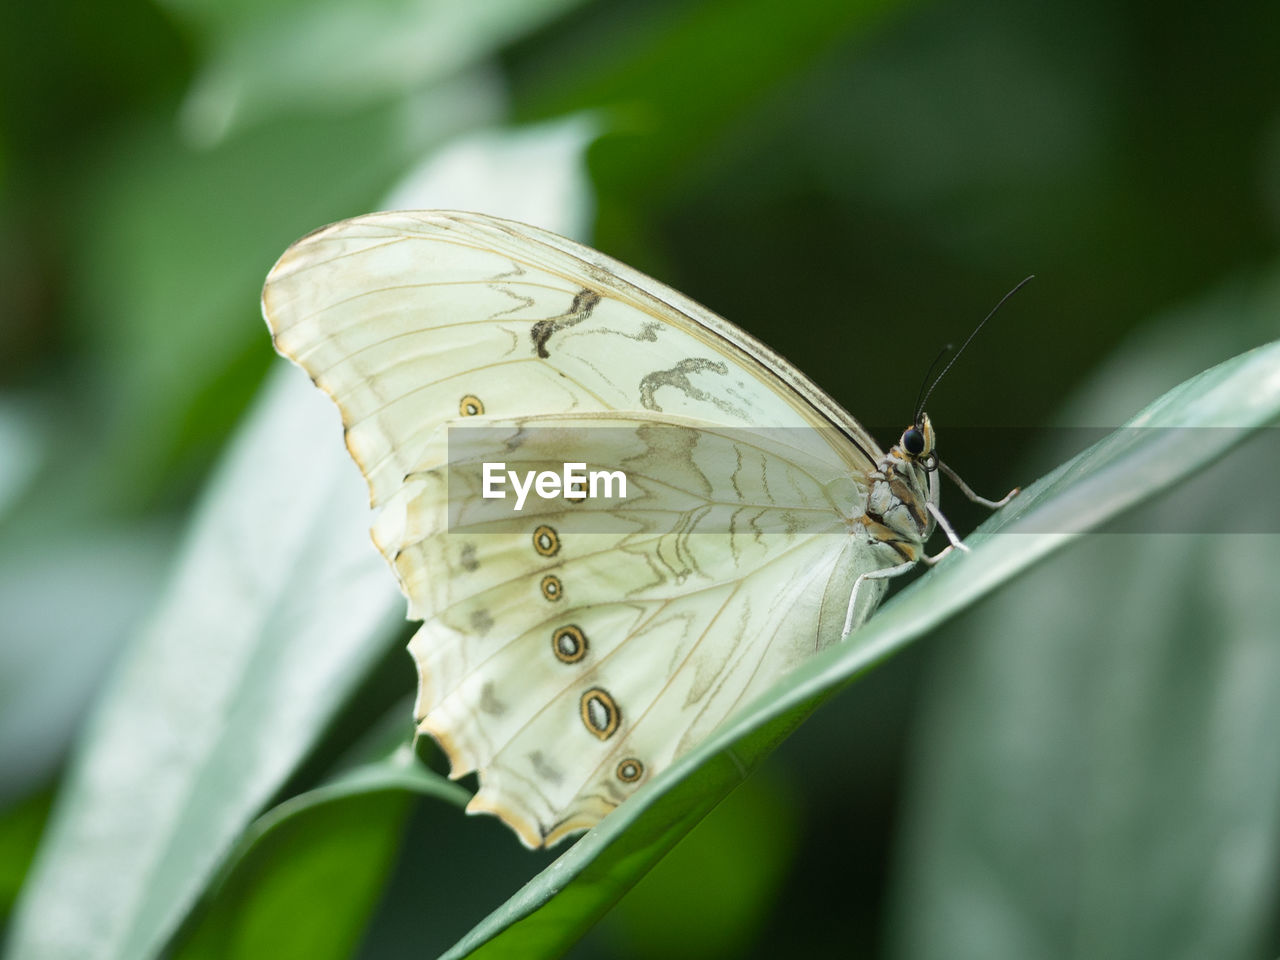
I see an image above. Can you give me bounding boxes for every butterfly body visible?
[263,211,958,847]
[862,416,940,563]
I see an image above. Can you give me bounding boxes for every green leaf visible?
[441,338,1280,958]
[5,369,406,960]
[0,398,41,519]
[173,755,467,960]
[600,772,799,959]
[171,0,587,147]
[0,524,173,808]
[0,789,52,927]
[887,287,1280,960]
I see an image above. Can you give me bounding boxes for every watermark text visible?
[481,462,627,511]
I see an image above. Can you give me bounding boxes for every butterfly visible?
[261,211,1015,848]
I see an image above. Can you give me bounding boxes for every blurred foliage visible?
[594,769,800,958]
[1,0,1278,957]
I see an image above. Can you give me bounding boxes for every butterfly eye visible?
[902,426,926,456]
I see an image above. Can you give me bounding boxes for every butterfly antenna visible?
[913,344,953,428]
[914,275,1035,423]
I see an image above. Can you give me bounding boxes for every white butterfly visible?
[261,211,1013,848]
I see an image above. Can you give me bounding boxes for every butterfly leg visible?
[842,560,918,639]
[926,500,972,556]
[938,459,1019,509]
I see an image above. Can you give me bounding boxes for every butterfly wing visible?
[262,211,891,846]
[264,211,882,500]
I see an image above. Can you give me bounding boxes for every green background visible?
[2,0,1278,957]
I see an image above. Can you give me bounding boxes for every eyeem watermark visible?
[450,424,1280,533]
[482,462,628,511]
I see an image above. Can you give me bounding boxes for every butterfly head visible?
[896,413,937,471]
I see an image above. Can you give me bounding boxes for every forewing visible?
[262,210,880,505]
